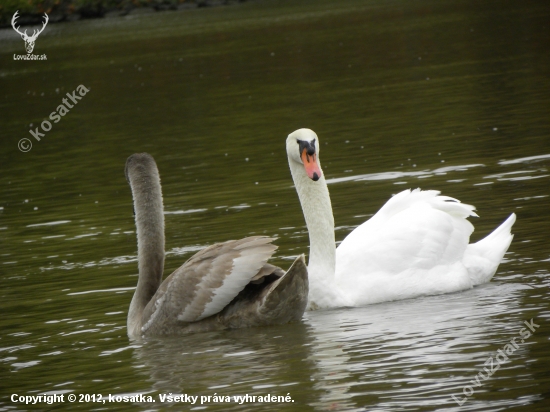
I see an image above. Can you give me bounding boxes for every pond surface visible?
[1,0,549,410]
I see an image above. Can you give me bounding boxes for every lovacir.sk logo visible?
[12,10,48,55]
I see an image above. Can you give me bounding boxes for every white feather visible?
[194,247,272,321]
[286,128,516,310]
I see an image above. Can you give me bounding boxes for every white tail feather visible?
[464,213,516,285]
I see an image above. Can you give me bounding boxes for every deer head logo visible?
[12,11,49,54]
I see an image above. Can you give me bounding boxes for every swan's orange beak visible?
[301,149,322,181]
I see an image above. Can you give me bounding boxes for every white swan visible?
[126,153,308,337]
[286,128,516,310]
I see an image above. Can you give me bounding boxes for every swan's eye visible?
[297,139,316,161]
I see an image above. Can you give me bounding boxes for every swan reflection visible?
[129,281,536,410]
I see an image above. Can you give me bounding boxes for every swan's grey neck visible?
[126,154,165,335]
[288,158,336,302]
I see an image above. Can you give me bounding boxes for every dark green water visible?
[1,0,549,410]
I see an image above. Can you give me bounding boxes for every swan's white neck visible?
[288,158,337,308]
[127,163,165,334]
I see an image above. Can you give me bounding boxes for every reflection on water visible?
[130,325,316,409]
[1,0,549,410]
[118,281,541,411]
[304,283,541,411]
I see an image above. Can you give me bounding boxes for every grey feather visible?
[125,153,308,338]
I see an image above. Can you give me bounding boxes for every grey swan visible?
[125,153,308,338]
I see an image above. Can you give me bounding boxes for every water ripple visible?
[499,154,550,165]
[326,164,485,185]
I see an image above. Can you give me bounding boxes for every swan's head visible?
[286,128,323,181]
[125,153,162,219]
[125,153,159,185]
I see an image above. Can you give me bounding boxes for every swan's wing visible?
[365,188,477,227]
[220,254,308,326]
[339,189,477,261]
[141,236,277,333]
[336,189,478,302]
